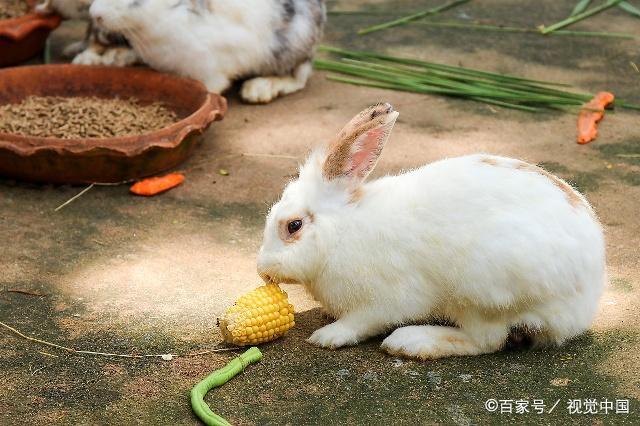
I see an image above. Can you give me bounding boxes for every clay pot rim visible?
[0,64,228,157]
[0,0,62,41]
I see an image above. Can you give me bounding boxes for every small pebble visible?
[336,368,350,378]
[459,374,472,382]
[426,371,442,384]
[362,370,378,381]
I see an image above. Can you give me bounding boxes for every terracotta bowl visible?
[0,0,61,67]
[0,65,227,184]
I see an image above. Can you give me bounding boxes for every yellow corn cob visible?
[219,283,295,346]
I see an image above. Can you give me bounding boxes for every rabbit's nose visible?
[94,15,104,25]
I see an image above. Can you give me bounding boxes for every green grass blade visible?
[316,59,588,106]
[416,21,532,33]
[552,29,636,38]
[318,46,572,86]
[414,20,635,38]
[571,0,593,16]
[357,0,469,35]
[338,58,591,103]
[316,48,639,113]
[541,0,624,34]
[325,75,542,111]
[471,97,542,112]
[328,10,399,16]
[618,101,640,110]
[341,57,577,95]
[619,1,640,17]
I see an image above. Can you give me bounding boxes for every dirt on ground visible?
[1,1,639,424]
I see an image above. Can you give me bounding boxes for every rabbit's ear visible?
[323,103,399,183]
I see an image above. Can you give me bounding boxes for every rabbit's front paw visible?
[308,322,359,349]
[101,47,138,67]
[72,50,104,66]
[240,77,275,104]
[73,48,136,67]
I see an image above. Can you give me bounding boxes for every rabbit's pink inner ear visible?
[323,107,398,182]
[323,122,392,181]
[350,127,387,179]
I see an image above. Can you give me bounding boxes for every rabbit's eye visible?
[287,219,303,235]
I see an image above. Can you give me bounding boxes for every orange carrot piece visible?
[130,173,185,196]
[577,91,615,145]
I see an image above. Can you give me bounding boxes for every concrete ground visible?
[1,0,639,424]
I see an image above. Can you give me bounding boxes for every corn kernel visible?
[219,283,295,346]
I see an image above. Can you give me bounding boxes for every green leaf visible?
[414,20,635,38]
[357,0,469,35]
[541,0,624,34]
[619,1,640,17]
[315,47,640,112]
[571,0,593,16]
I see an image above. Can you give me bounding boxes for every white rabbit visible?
[36,0,139,66]
[257,103,606,359]
[89,0,326,103]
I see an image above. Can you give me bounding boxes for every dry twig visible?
[0,320,239,359]
[54,184,94,212]
[6,289,47,297]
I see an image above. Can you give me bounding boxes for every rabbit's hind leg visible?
[381,321,509,360]
[513,297,598,349]
[240,61,312,104]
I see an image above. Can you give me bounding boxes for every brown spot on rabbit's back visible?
[480,157,499,166]
[479,157,586,209]
[515,162,584,208]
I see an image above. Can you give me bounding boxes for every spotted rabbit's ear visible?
[322,103,399,183]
